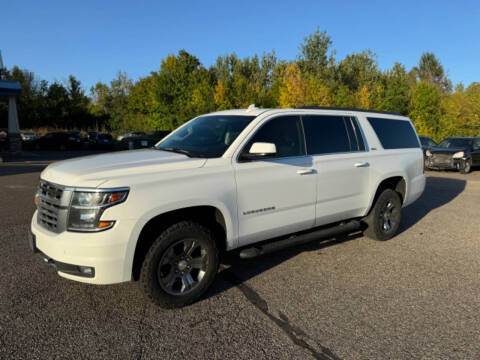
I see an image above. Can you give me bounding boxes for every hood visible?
[430,146,468,154]
[41,149,207,188]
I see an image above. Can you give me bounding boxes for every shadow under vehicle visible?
[425,137,480,174]
[209,175,466,302]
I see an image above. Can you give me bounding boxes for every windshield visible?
[438,138,472,149]
[156,115,256,158]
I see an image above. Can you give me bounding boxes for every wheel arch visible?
[131,205,229,281]
[366,175,406,215]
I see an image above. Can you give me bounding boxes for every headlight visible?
[452,151,464,159]
[426,150,432,157]
[67,189,129,232]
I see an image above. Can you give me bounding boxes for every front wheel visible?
[460,159,472,174]
[363,189,402,241]
[139,221,219,308]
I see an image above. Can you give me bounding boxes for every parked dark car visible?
[425,137,480,174]
[34,132,84,150]
[89,132,115,150]
[124,131,171,149]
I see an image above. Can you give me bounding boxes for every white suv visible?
[30,106,425,308]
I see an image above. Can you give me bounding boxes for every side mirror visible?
[241,142,277,160]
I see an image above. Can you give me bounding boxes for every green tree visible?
[409,82,442,140]
[380,63,410,114]
[107,71,134,131]
[45,82,70,128]
[154,50,212,130]
[413,52,452,92]
[297,28,334,80]
[335,50,379,92]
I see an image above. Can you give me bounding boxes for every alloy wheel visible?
[157,238,208,295]
[379,201,396,233]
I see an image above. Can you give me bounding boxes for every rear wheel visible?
[139,221,219,308]
[363,189,402,241]
[460,159,472,174]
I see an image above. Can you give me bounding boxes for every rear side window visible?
[367,117,420,149]
[245,115,305,158]
[302,115,351,154]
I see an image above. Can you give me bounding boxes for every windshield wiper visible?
[157,147,195,158]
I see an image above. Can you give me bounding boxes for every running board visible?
[239,220,361,259]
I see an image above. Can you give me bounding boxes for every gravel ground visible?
[1,156,480,359]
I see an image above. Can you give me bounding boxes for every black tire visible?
[363,189,402,241]
[460,159,472,174]
[139,221,219,308]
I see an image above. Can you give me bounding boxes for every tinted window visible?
[245,116,305,158]
[367,117,420,149]
[302,115,351,154]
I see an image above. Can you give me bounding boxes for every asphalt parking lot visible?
[1,153,480,359]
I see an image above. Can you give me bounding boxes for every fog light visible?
[79,266,94,276]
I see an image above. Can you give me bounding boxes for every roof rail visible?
[294,106,403,116]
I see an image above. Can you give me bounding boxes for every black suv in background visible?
[33,132,85,150]
[425,137,480,174]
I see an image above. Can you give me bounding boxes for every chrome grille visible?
[36,180,71,233]
[432,153,452,165]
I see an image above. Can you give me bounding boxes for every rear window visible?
[367,117,420,149]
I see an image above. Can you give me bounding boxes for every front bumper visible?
[30,211,136,284]
[30,234,95,278]
[426,157,466,170]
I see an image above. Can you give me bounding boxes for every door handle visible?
[296,169,315,175]
[354,162,370,168]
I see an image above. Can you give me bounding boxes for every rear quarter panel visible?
[356,114,425,213]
